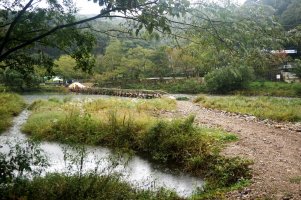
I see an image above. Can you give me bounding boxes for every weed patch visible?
[235,81,301,97]
[2,173,181,200]
[289,176,301,184]
[23,97,252,196]
[194,95,301,122]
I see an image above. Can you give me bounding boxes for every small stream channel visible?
[0,94,204,197]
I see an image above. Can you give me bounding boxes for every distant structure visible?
[272,49,300,83]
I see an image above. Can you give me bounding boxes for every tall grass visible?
[0,93,26,133]
[23,97,251,190]
[2,174,181,200]
[194,95,301,122]
[235,81,301,97]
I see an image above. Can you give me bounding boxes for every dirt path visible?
[174,101,301,200]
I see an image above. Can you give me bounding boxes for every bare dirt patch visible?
[169,100,301,199]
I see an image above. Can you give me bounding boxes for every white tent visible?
[53,76,63,82]
[68,82,86,90]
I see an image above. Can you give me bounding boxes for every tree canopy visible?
[0,0,189,78]
[1,0,300,91]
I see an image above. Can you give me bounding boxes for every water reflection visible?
[0,94,204,197]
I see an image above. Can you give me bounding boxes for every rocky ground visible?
[167,100,301,200]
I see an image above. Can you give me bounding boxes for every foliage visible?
[176,96,190,101]
[194,95,301,122]
[293,59,301,78]
[0,67,42,91]
[23,97,251,190]
[2,173,181,200]
[0,0,189,84]
[293,83,301,96]
[53,55,91,80]
[254,0,301,30]
[0,140,179,200]
[183,0,284,80]
[205,65,254,94]
[0,93,25,133]
[0,141,48,191]
[95,40,171,82]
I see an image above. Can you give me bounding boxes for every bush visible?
[205,65,254,94]
[1,68,41,91]
[2,173,180,200]
[293,83,301,96]
[0,141,48,190]
[143,116,212,164]
[293,59,301,78]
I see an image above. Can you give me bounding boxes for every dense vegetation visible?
[22,98,251,197]
[2,174,180,200]
[1,0,301,199]
[0,93,25,133]
[1,0,300,93]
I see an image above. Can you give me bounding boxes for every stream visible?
[0,94,204,197]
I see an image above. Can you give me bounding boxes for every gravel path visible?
[174,101,301,200]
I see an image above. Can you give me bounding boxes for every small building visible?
[272,49,300,82]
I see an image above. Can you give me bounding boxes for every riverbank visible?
[0,93,26,133]
[21,97,251,198]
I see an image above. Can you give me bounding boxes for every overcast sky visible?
[74,0,247,15]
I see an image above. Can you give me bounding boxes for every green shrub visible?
[2,174,180,200]
[293,59,301,78]
[0,141,48,187]
[143,116,211,164]
[293,83,301,96]
[205,65,254,94]
[1,68,41,91]
[176,96,190,101]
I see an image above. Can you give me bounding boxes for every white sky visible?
[74,0,247,15]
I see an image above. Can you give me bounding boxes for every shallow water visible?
[0,94,204,197]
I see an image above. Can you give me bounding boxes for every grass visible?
[2,173,181,200]
[22,97,252,197]
[176,96,190,101]
[289,176,301,184]
[194,95,301,122]
[0,93,26,133]
[235,81,301,97]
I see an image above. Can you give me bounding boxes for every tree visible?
[254,0,301,30]
[293,59,301,78]
[182,0,285,79]
[0,0,190,87]
[53,55,92,80]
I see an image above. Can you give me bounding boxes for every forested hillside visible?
[1,0,301,93]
